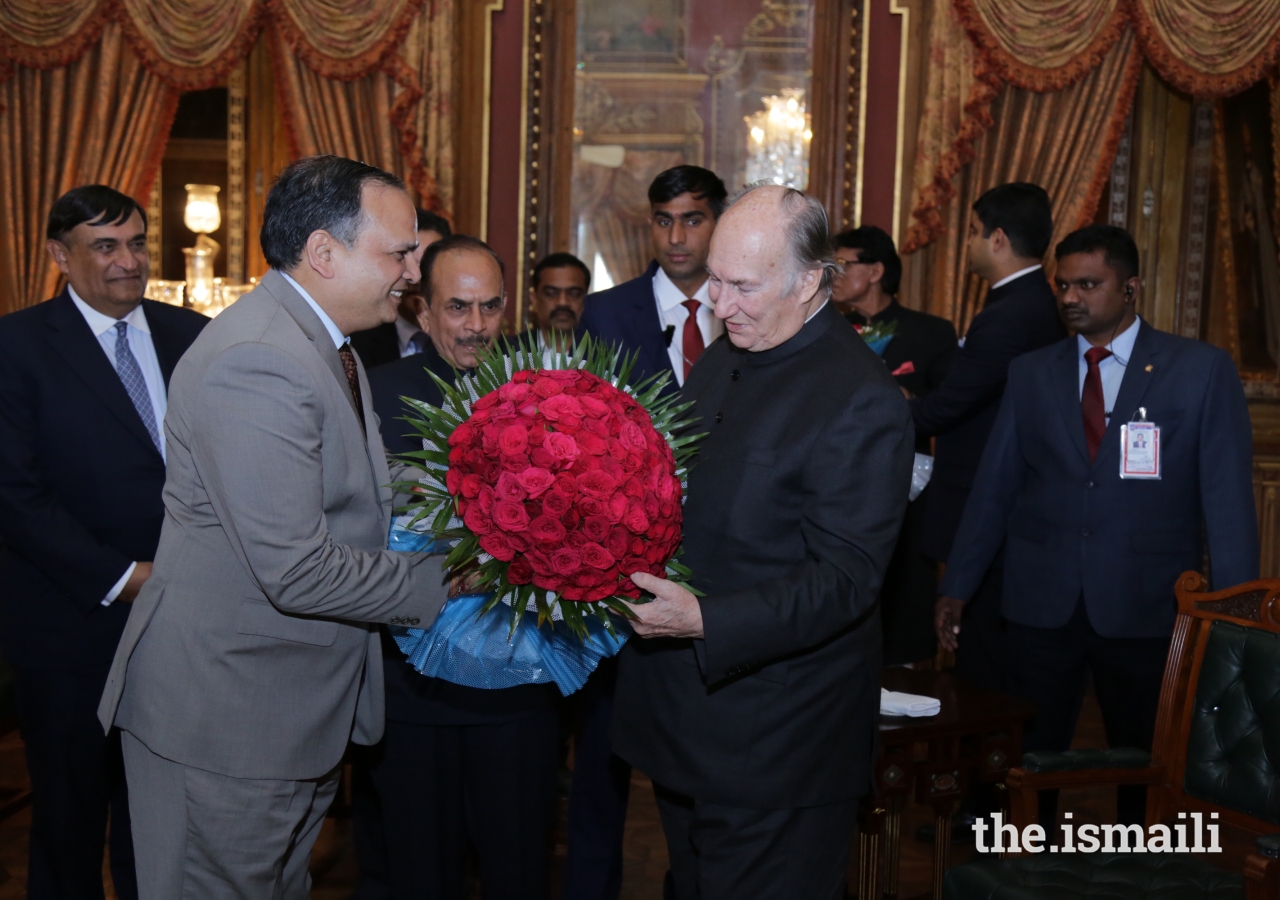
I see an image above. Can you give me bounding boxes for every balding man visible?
[613,186,915,899]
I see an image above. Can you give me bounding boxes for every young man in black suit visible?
[616,185,914,899]
[938,225,1258,826]
[0,185,207,900]
[566,165,727,900]
[359,236,560,900]
[834,225,957,664]
[577,165,728,392]
[349,208,451,369]
[911,182,1066,693]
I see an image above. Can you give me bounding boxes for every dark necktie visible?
[114,322,163,454]
[408,331,427,356]
[338,343,366,431]
[1081,346,1112,462]
[681,299,704,380]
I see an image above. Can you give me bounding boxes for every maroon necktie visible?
[1081,346,1112,462]
[338,343,366,431]
[682,300,704,380]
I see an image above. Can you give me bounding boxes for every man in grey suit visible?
[98,155,452,898]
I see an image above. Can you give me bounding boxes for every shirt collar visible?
[68,285,149,336]
[991,264,1043,290]
[804,297,829,323]
[280,271,347,349]
[1077,314,1141,363]
[652,266,712,312]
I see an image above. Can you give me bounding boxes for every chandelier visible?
[744,89,812,188]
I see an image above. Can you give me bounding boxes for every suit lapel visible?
[357,358,394,515]
[633,266,678,382]
[1092,321,1160,471]
[44,292,163,459]
[1053,337,1090,465]
[260,270,363,425]
[142,301,181,387]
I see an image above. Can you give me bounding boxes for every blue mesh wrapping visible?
[386,524,628,696]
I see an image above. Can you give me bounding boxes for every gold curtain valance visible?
[0,0,425,89]
[954,0,1280,97]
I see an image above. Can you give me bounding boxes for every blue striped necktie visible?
[114,321,162,454]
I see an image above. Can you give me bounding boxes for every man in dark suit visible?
[526,252,590,349]
[349,208,451,369]
[359,235,560,900]
[938,225,1259,827]
[0,185,207,900]
[565,165,728,900]
[911,183,1066,692]
[615,185,914,899]
[577,165,727,392]
[835,225,957,664]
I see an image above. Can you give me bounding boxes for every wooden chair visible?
[944,573,1280,899]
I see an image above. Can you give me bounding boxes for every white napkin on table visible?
[880,687,941,717]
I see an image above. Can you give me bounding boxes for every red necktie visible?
[682,299,704,380]
[338,343,366,432]
[1081,346,1112,462]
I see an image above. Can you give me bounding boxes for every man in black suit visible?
[910,183,1065,692]
[938,225,1258,826]
[349,208,451,369]
[0,186,207,900]
[578,165,727,392]
[614,185,914,899]
[526,252,590,349]
[358,235,560,900]
[835,225,957,664]
[565,165,727,900]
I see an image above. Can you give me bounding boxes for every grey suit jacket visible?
[98,270,450,780]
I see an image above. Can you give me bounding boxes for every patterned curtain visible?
[0,22,179,308]
[0,0,454,313]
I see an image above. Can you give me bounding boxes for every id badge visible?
[1120,416,1160,480]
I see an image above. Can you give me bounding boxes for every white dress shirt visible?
[1077,314,1141,424]
[395,315,424,357]
[281,271,347,348]
[653,268,724,387]
[991,263,1043,290]
[69,286,168,604]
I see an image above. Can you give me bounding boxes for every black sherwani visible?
[612,303,913,897]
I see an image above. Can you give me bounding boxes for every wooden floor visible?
[0,681,1116,900]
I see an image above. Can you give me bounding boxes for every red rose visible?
[577,432,607,456]
[623,477,645,499]
[508,557,534,584]
[460,474,485,499]
[545,432,579,463]
[539,394,584,422]
[517,467,555,498]
[448,421,476,447]
[619,420,647,452]
[579,394,610,418]
[506,531,530,553]
[532,376,563,398]
[530,447,557,469]
[604,528,629,558]
[621,557,649,576]
[446,467,463,495]
[483,462,501,483]
[448,446,467,467]
[464,504,493,535]
[479,531,516,561]
[525,550,555,576]
[583,416,610,437]
[527,425,545,446]
[553,472,578,496]
[498,424,529,456]
[577,469,618,498]
[628,537,645,555]
[566,530,589,549]
[581,515,611,543]
[605,492,628,524]
[476,486,496,515]
[644,494,659,520]
[492,499,530,532]
[501,455,531,473]
[561,508,581,530]
[580,542,616,570]
[495,472,527,502]
[576,496,604,517]
[528,515,567,544]
[541,489,572,517]
[623,500,650,534]
[551,548,582,576]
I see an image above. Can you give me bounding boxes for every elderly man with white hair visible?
[613,184,915,899]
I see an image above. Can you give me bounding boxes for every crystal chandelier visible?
[744,89,812,188]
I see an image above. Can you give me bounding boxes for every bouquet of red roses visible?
[392,334,702,639]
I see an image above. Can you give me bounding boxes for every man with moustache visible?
[615,185,914,899]
[939,225,1258,827]
[0,185,207,900]
[350,208,452,368]
[526,252,590,349]
[566,164,728,900]
[98,156,453,898]
[833,225,956,664]
[363,235,560,900]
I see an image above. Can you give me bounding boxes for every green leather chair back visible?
[1184,620,1280,823]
